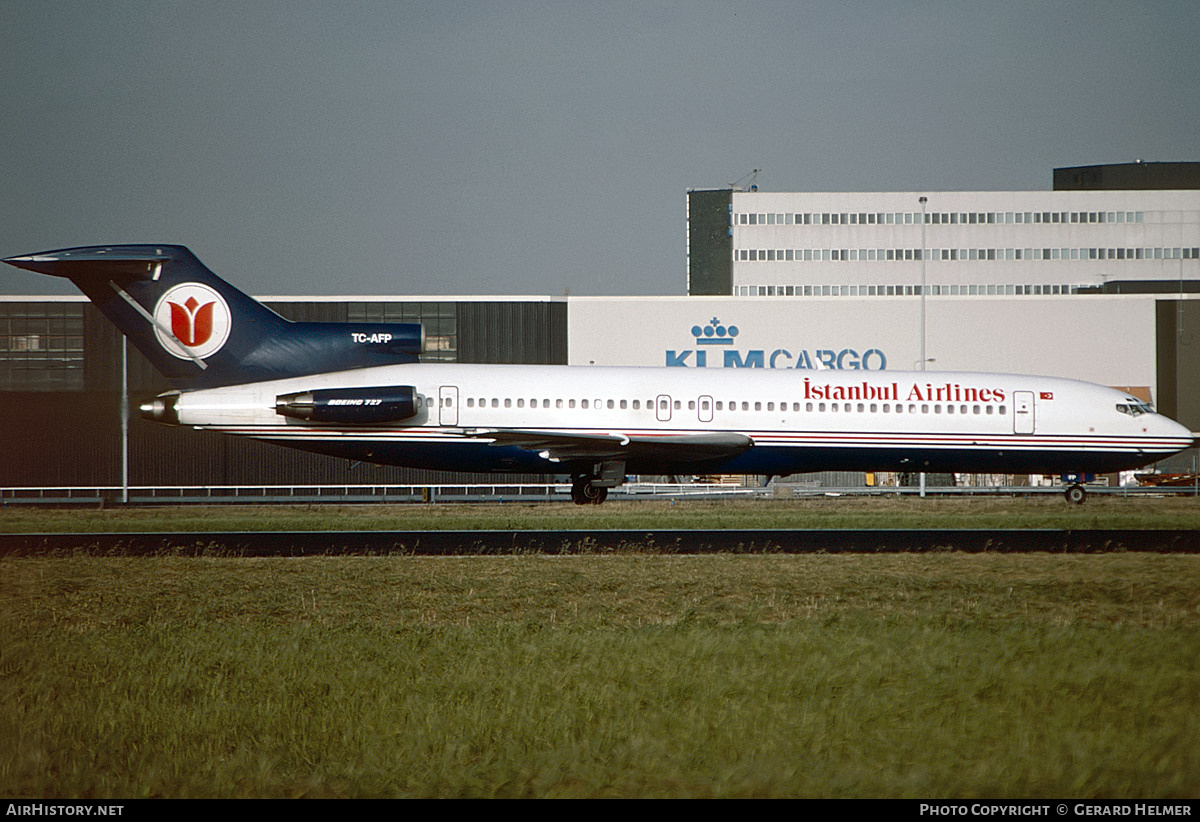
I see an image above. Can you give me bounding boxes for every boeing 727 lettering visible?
[5,245,1193,504]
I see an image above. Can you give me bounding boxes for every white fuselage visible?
[162,364,1195,479]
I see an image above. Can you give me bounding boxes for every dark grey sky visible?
[3,1,1197,296]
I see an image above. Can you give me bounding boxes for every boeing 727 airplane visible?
[5,245,1193,504]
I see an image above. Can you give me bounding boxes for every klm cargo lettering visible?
[666,318,887,370]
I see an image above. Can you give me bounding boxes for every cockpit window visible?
[1116,400,1153,416]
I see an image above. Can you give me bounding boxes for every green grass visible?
[2,495,1199,533]
[3,554,1199,797]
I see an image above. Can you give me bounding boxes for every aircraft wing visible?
[462,428,753,464]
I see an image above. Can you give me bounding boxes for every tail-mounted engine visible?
[275,386,419,424]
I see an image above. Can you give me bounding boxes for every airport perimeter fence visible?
[1,481,1197,506]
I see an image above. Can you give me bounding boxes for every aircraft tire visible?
[1065,484,1087,505]
[571,478,608,505]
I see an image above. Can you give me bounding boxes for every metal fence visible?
[1,481,1196,506]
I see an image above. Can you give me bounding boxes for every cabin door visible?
[439,386,459,426]
[1013,391,1035,435]
[698,395,713,423]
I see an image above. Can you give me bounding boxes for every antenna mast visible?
[729,169,761,191]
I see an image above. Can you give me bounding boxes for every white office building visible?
[686,163,1199,299]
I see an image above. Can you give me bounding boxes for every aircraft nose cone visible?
[1163,416,1196,449]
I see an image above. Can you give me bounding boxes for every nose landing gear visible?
[1064,484,1087,505]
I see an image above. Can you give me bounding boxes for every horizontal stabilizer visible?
[3,246,172,280]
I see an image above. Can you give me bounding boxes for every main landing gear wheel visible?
[1064,484,1087,505]
[571,478,608,505]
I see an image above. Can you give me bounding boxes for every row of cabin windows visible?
[811,402,1007,416]
[465,397,671,410]
[456,396,1007,416]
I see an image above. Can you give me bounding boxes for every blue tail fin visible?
[3,245,423,389]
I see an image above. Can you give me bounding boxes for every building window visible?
[0,302,85,390]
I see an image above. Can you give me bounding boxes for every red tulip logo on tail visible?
[153,284,232,360]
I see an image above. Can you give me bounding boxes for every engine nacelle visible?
[275,386,419,424]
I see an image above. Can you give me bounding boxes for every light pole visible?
[918,196,928,499]
[919,196,927,371]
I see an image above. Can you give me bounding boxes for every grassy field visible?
[2,494,1199,533]
[3,552,1199,798]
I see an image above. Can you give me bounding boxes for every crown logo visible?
[692,317,739,345]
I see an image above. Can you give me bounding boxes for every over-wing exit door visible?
[439,386,459,426]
